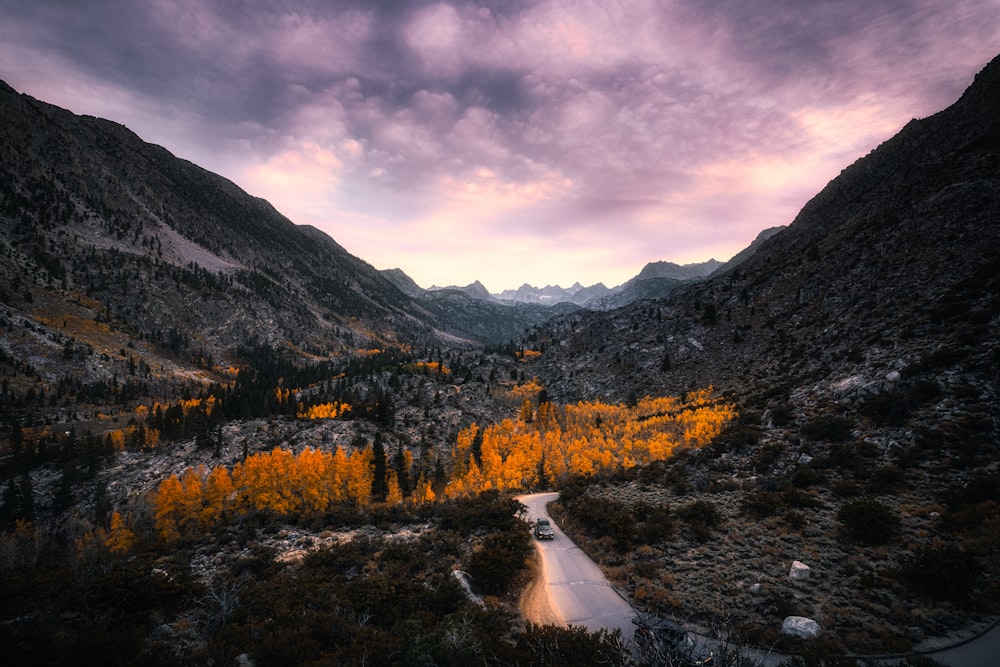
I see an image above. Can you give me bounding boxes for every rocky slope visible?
[0,78,455,363]
[524,53,1000,652]
[533,54,1000,409]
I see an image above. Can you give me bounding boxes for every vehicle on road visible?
[632,614,713,666]
[534,518,555,540]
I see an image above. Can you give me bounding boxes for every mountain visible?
[631,258,723,282]
[709,225,785,276]
[380,267,425,298]
[0,79,454,361]
[428,280,494,302]
[2,53,998,661]
[480,259,723,309]
[521,53,1000,650]
[495,282,599,305]
[417,289,582,345]
[535,54,1000,406]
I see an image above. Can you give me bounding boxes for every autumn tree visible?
[105,511,136,555]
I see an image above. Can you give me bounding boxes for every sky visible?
[1,1,998,291]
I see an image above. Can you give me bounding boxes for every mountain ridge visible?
[533,53,1000,403]
[389,257,727,309]
[1,52,998,660]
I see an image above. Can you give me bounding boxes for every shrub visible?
[677,500,721,543]
[859,392,911,426]
[801,415,854,442]
[790,466,826,489]
[865,465,907,494]
[633,503,676,545]
[899,545,980,602]
[514,623,628,666]
[466,529,532,595]
[564,495,637,551]
[437,490,523,533]
[740,491,784,519]
[837,498,900,545]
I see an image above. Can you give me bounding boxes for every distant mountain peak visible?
[633,259,723,282]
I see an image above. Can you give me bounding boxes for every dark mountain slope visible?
[526,54,999,653]
[0,79,448,364]
[535,54,1000,407]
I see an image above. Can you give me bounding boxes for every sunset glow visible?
[1,1,996,289]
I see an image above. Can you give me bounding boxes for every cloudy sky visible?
[1,1,997,290]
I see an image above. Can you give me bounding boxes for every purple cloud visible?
[1,0,997,289]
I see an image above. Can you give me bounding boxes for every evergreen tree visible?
[371,436,388,503]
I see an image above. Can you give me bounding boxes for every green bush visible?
[633,502,676,545]
[865,465,907,494]
[561,495,637,551]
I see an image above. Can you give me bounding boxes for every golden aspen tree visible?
[295,448,333,515]
[105,511,135,555]
[106,429,126,452]
[153,474,184,542]
[519,398,533,423]
[452,424,478,480]
[346,447,374,509]
[179,465,206,533]
[385,469,403,506]
[201,466,234,528]
[412,471,436,505]
[330,447,349,503]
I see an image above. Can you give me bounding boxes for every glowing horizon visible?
[1,1,996,290]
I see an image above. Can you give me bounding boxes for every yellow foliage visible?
[145,387,735,535]
[386,469,403,506]
[402,361,451,375]
[297,401,352,420]
[448,387,736,494]
[106,429,126,452]
[507,378,544,399]
[105,511,136,555]
[151,444,378,535]
[412,472,436,505]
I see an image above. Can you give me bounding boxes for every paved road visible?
[518,492,636,640]
[516,492,997,667]
[925,624,1000,667]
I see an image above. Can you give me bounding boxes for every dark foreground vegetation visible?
[0,491,626,666]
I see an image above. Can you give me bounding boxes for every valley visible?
[1,51,999,667]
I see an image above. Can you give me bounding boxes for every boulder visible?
[789,560,811,581]
[782,616,822,640]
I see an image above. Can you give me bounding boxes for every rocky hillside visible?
[0,78,454,361]
[523,53,1000,653]
[534,54,999,410]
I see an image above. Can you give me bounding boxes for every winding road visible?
[518,492,636,640]
[516,492,999,667]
